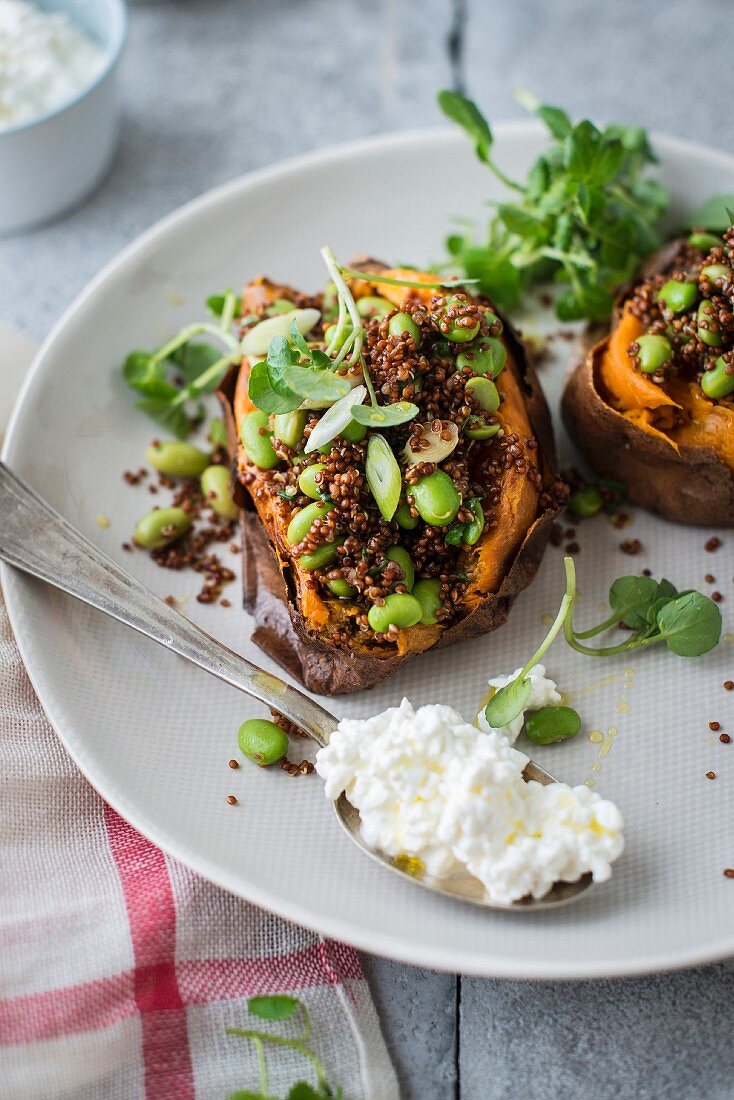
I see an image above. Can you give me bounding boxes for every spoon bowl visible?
[0,460,595,912]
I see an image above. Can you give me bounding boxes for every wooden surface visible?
[3,2,734,1096]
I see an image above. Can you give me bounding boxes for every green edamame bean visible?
[701,263,732,284]
[657,279,697,314]
[200,465,239,520]
[273,410,307,449]
[386,546,415,591]
[635,334,673,374]
[286,500,334,545]
[357,295,392,319]
[340,418,368,443]
[367,592,422,632]
[410,471,461,527]
[463,501,484,546]
[464,416,501,441]
[146,441,209,479]
[327,577,357,599]
[134,506,193,549]
[701,356,734,400]
[443,297,480,343]
[483,311,503,335]
[456,338,506,377]
[324,323,354,349]
[388,312,422,348]
[688,232,722,251]
[299,540,342,571]
[240,410,280,469]
[412,579,442,625]
[298,462,327,499]
[697,300,724,347]
[267,298,298,315]
[394,498,419,530]
[525,706,581,745]
[238,718,289,766]
[465,375,500,412]
[569,486,604,518]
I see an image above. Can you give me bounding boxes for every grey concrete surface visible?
[3,2,734,1098]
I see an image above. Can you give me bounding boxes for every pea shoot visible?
[485,556,722,732]
[437,89,669,320]
[227,994,342,1099]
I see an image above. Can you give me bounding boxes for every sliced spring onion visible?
[304,384,367,453]
[241,308,321,357]
[365,434,401,521]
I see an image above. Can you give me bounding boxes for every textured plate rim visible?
[4,122,734,979]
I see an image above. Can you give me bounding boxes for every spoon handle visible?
[0,461,338,747]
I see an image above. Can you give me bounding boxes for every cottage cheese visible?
[478,663,561,743]
[316,699,624,903]
[0,0,105,131]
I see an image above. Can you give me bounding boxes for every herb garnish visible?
[486,556,721,729]
[437,89,669,320]
[226,994,342,1100]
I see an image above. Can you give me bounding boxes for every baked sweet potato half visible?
[563,231,734,526]
[219,256,561,694]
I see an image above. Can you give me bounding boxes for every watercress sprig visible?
[226,994,342,1100]
[123,316,240,439]
[485,561,574,728]
[485,557,722,730]
[437,89,669,320]
[564,561,722,658]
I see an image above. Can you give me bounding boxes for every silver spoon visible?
[0,460,592,910]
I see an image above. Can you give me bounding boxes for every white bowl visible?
[0,0,127,235]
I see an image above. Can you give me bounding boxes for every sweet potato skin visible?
[218,278,559,696]
[562,243,734,528]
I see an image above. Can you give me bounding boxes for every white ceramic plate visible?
[4,124,734,979]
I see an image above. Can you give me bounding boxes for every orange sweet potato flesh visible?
[219,264,558,695]
[563,241,734,526]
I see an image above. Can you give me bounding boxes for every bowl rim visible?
[0,0,128,139]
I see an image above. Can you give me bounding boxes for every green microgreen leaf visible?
[655,592,722,656]
[248,359,302,414]
[685,194,734,233]
[351,401,419,428]
[485,674,532,729]
[440,92,669,319]
[248,995,300,1021]
[608,575,659,630]
[134,397,193,440]
[123,351,179,399]
[207,291,242,319]
[169,341,225,387]
[286,1084,328,1100]
[437,89,493,165]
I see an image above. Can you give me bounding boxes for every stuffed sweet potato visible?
[563,231,734,526]
[219,255,561,694]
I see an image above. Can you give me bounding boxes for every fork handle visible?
[0,461,338,746]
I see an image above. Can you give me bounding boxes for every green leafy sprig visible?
[226,995,342,1100]
[437,89,669,320]
[485,557,722,729]
[122,289,241,438]
[564,564,722,658]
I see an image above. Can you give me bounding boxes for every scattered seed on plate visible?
[706,771,717,780]
[226,794,238,804]
[710,721,721,731]
[228,759,239,769]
